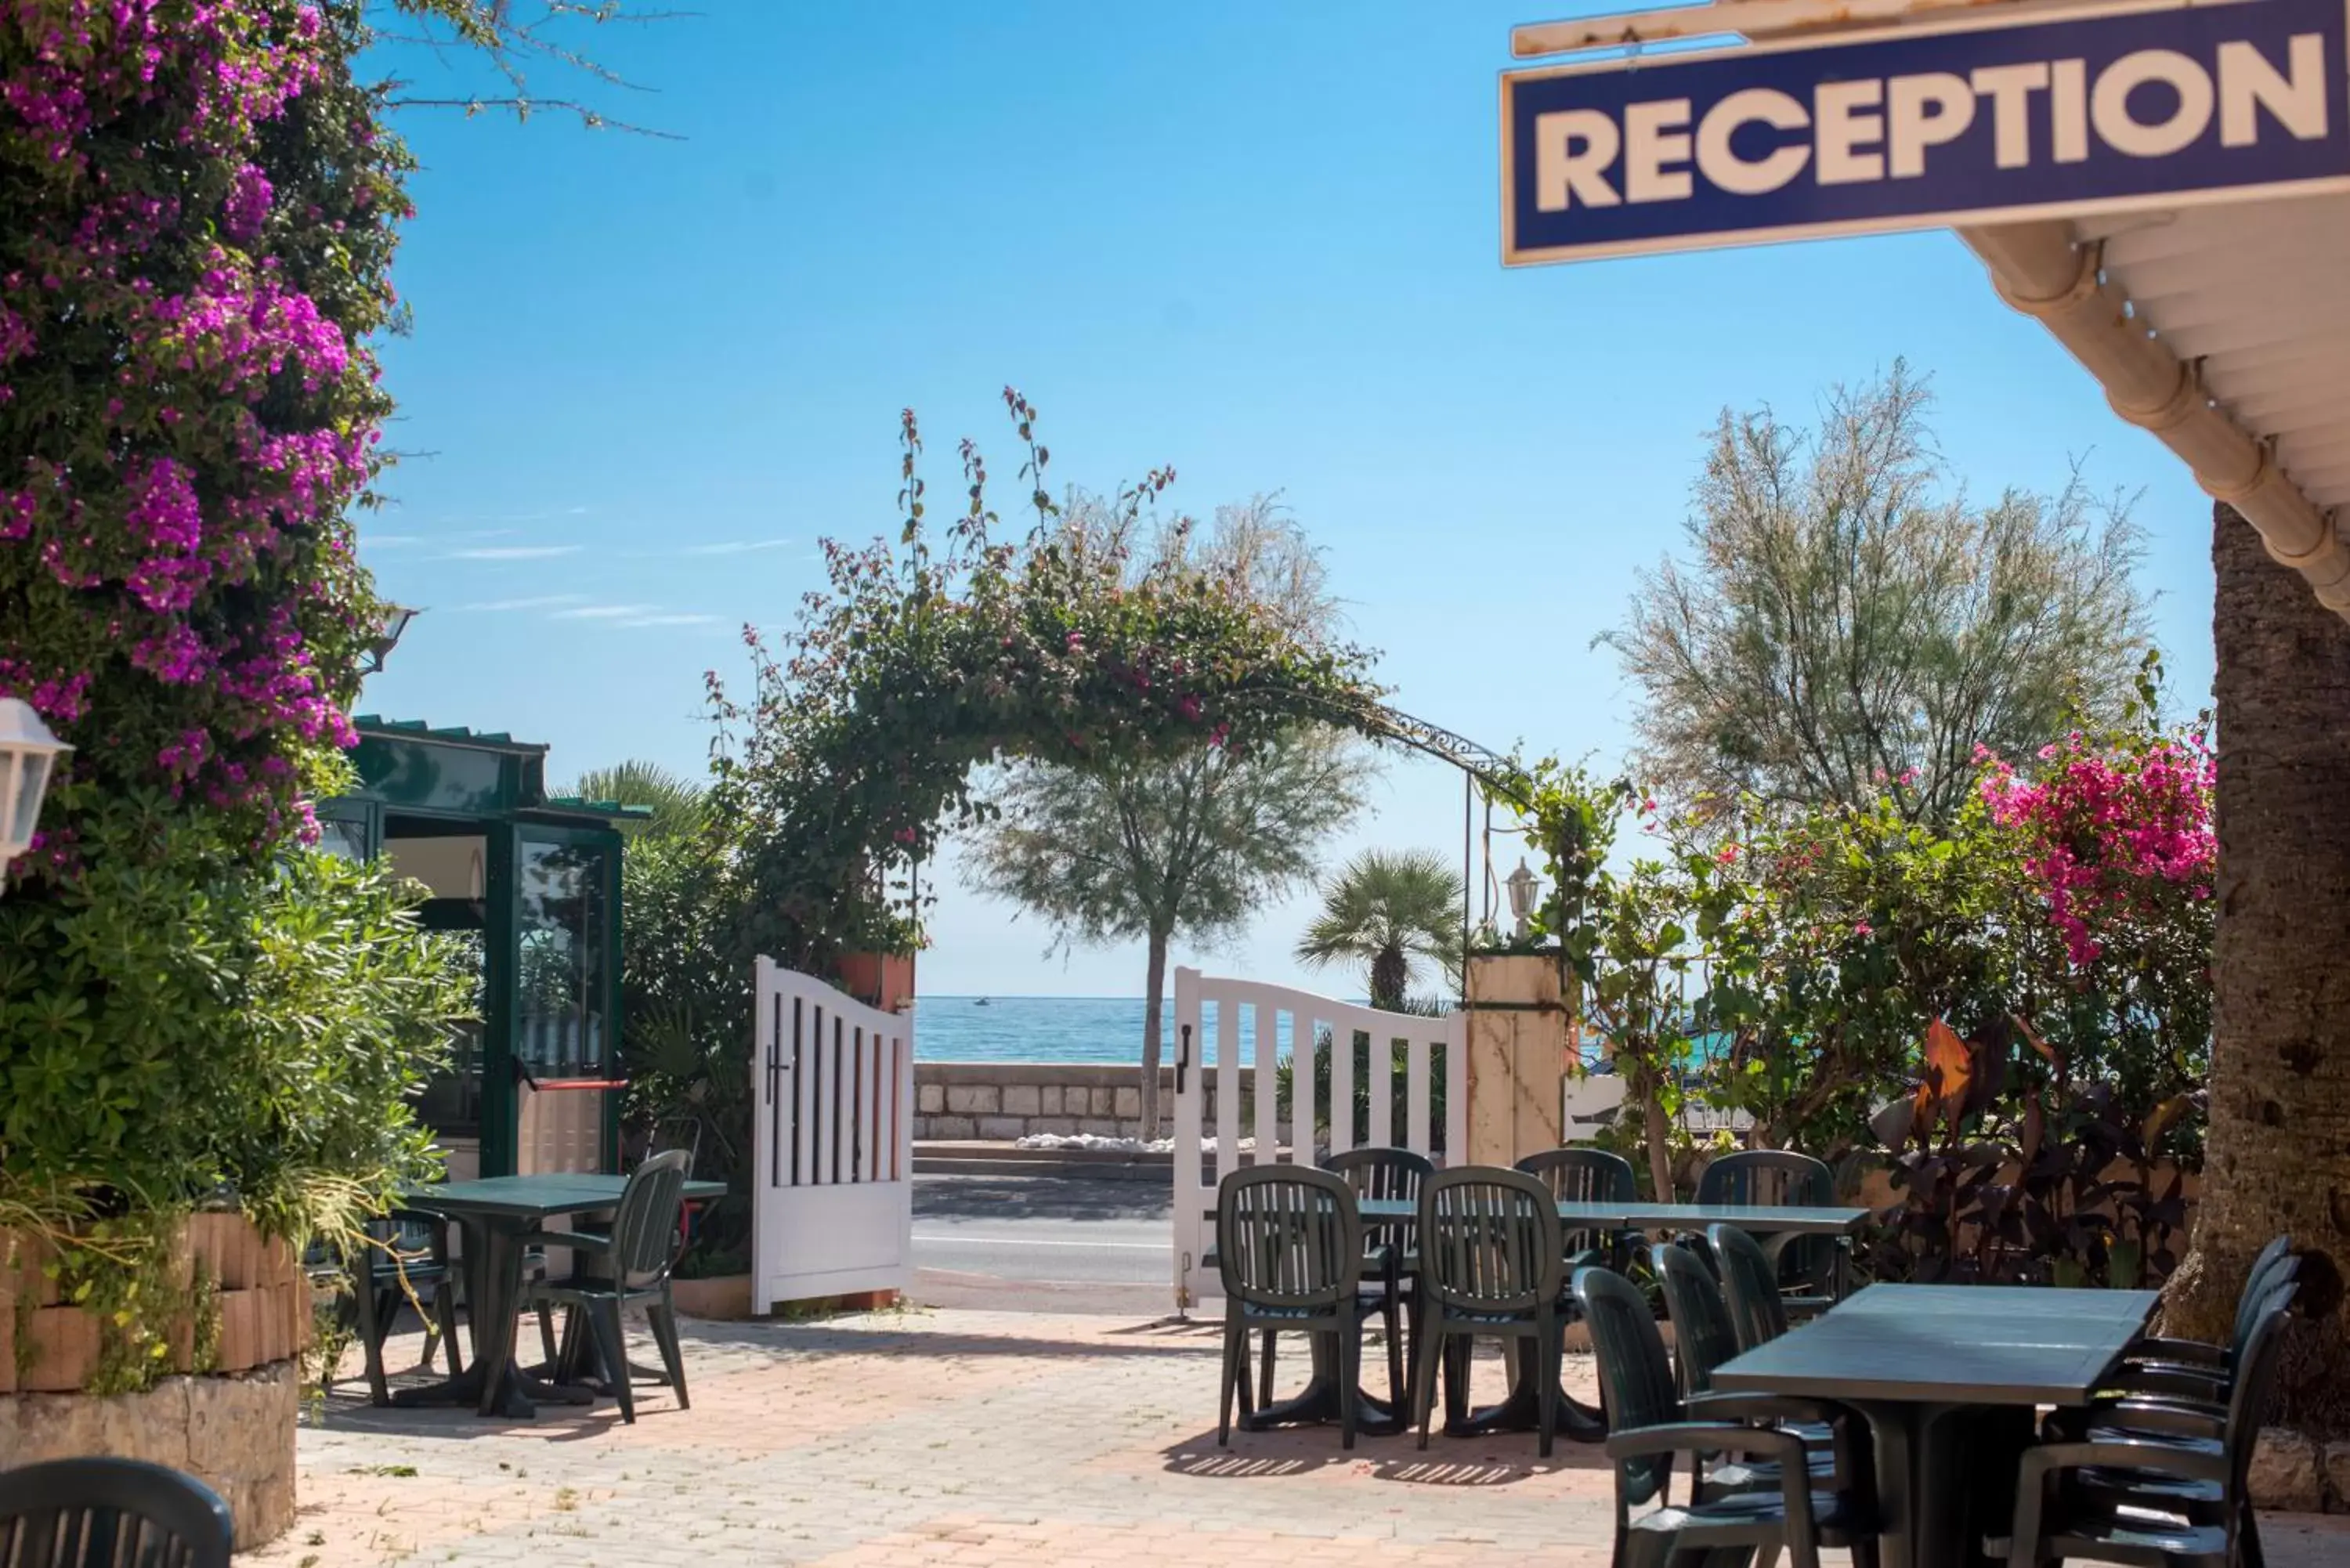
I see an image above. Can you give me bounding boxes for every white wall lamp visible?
[0,698,71,887]
[1505,858,1542,941]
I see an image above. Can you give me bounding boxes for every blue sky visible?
[356,2,2221,999]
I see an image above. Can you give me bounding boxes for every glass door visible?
[508,827,622,1175]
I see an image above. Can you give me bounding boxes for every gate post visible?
[1461,953,1569,1165]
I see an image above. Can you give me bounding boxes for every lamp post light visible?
[360,603,419,677]
[0,698,70,887]
[1505,858,1541,941]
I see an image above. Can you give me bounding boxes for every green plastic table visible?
[1356,1196,1869,1440]
[1711,1282,2160,1568]
[1357,1198,1868,1234]
[392,1173,726,1418]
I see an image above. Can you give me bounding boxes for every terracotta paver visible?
[249,1306,2350,1566]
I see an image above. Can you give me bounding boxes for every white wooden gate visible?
[1170,966,1465,1310]
[750,958,914,1312]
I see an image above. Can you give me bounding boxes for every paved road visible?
[909,1172,1174,1316]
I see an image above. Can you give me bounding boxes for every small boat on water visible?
[974,996,991,1006]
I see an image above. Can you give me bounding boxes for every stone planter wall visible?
[0,1363,300,1548]
[914,1062,1257,1142]
[2,1212,307,1547]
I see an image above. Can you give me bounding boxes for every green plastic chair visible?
[1513,1147,1641,1273]
[1652,1241,1840,1489]
[2062,1237,2299,1444]
[1213,1164,1372,1449]
[1321,1146,1429,1421]
[1708,1221,1794,1354]
[1697,1148,1842,1313]
[2001,1281,2297,1568]
[0,1458,233,1568]
[309,1208,463,1407]
[521,1150,693,1423]
[1410,1165,1571,1456]
[1574,1265,1879,1568]
[2110,1234,2294,1393]
[1650,1240,1749,1400]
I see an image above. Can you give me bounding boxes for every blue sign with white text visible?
[1501,0,2350,262]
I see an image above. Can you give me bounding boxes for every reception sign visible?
[1501,0,2350,263]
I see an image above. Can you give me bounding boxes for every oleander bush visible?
[1507,663,2214,1282]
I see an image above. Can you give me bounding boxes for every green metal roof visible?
[353,715,549,757]
[349,717,656,828]
[541,796,656,825]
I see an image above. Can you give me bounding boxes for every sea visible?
[914,995,1200,1064]
[913,994,1676,1069]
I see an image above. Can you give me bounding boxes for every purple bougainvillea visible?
[1,0,411,869]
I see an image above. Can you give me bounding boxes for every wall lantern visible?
[361,604,420,677]
[0,698,70,883]
[1505,858,1541,940]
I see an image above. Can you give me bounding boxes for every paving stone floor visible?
[251,1306,2350,1566]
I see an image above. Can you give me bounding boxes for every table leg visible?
[389,1219,595,1418]
[1442,1337,1606,1444]
[1859,1400,1993,1568]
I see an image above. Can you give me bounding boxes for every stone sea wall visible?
[915,1062,1257,1142]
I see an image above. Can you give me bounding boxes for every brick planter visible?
[2,1213,307,1548]
[670,1273,754,1321]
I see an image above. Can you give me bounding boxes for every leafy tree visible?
[964,493,1372,1138]
[1294,849,1464,1011]
[1608,362,2150,825]
[555,757,749,1260]
[971,732,1367,1138]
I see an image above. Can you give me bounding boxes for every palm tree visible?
[1295,848,1465,1011]
[562,760,708,841]
[2167,502,2350,1418]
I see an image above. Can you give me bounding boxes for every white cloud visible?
[617,613,721,628]
[551,603,663,620]
[682,538,793,556]
[443,544,582,561]
[452,594,588,612]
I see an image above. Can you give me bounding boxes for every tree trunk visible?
[1140,928,1170,1142]
[1370,943,1406,1013]
[2163,502,2350,1437]
[1643,1087,1676,1204]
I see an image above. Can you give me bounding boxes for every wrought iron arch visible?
[1286,693,1535,999]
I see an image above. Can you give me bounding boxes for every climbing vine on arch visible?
[703,390,1389,975]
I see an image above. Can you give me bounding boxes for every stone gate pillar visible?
[1462,953,1571,1165]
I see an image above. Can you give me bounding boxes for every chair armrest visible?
[2081,1399,2226,1440]
[2019,1437,2229,1487]
[516,1229,613,1253]
[1605,1422,1810,1467]
[1609,1422,1820,1559]
[2093,1366,2229,1404]
[2124,1336,2225,1369]
[1683,1390,1849,1428]
[1684,1390,1874,1494]
[2011,1436,2232,1557]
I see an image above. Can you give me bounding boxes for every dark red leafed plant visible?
[1871,1015,2196,1287]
